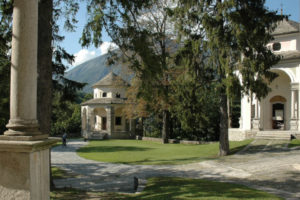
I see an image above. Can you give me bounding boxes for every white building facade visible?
[81,72,135,139]
[230,20,300,141]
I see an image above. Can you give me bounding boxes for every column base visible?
[252,119,260,130]
[290,119,298,131]
[0,134,48,141]
[0,138,59,200]
[4,119,47,140]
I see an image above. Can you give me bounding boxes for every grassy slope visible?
[51,177,281,200]
[129,177,282,200]
[77,139,252,165]
[289,139,300,148]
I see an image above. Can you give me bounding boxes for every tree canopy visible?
[173,0,284,155]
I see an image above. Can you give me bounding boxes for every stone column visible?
[290,89,298,130]
[298,89,300,131]
[296,90,298,119]
[106,106,115,137]
[87,108,95,132]
[291,90,295,119]
[240,95,252,130]
[3,0,46,140]
[252,98,260,130]
[0,1,58,199]
[254,99,258,119]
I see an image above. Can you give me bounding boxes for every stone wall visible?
[229,128,257,141]
[137,136,214,144]
[111,131,135,139]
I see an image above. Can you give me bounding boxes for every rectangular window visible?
[102,92,107,97]
[115,117,122,125]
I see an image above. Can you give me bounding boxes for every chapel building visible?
[81,72,135,139]
[229,19,300,141]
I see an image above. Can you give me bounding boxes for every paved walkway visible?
[51,139,300,200]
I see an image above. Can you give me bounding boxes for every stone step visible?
[255,136,291,140]
[255,131,292,140]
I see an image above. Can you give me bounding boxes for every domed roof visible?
[92,72,130,87]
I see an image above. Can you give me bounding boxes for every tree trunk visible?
[169,116,173,139]
[37,0,54,189]
[162,110,170,144]
[227,97,232,128]
[219,90,229,156]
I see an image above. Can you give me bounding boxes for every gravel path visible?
[51,139,300,199]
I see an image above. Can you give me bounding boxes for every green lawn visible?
[51,177,281,200]
[129,177,282,200]
[77,139,252,165]
[289,139,300,148]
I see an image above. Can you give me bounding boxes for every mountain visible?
[65,54,132,93]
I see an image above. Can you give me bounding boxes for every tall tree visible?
[174,0,284,155]
[0,0,11,134]
[82,0,176,142]
[38,0,53,135]
[171,37,220,141]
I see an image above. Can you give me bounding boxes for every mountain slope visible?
[65,54,131,93]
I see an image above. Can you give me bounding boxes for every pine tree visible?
[171,38,220,141]
[0,0,12,134]
[174,0,284,155]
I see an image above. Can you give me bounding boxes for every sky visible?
[60,0,300,69]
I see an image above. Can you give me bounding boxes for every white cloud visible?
[73,49,98,66]
[99,41,118,55]
[72,42,118,67]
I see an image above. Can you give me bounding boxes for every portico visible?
[250,69,299,131]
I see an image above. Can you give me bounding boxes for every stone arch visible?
[271,68,295,83]
[270,95,287,103]
[94,107,107,131]
[260,69,291,130]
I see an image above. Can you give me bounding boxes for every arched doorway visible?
[94,108,107,131]
[114,107,125,132]
[270,96,286,129]
[260,69,291,130]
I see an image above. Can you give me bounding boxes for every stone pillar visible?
[240,94,252,130]
[252,98,260,130]
[0,140,56,200]
[291,90,296,119]
[296,90,299,119]
[81,107,88,138]
[3,0,46,140]
[290,89,298,130]
[254,99,258,119]
[106,106,115,137]
[87,108,95,132]
[0,1,58,199]
[298,89,300,131]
